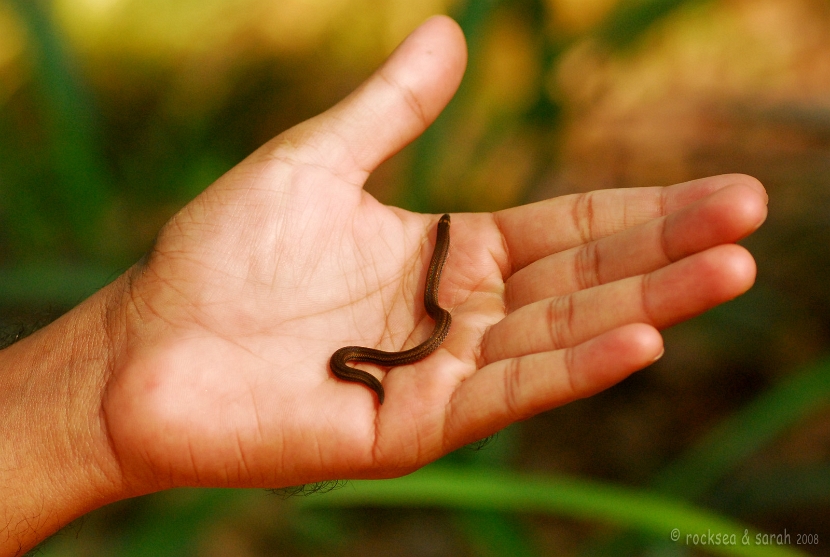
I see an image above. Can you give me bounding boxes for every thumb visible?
[265,15,467,184]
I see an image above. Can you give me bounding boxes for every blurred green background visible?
[2,0,829,555]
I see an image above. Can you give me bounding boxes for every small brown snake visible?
[329,214,452,404]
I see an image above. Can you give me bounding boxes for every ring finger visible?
[505,183,766,311]
[480,243,756,366]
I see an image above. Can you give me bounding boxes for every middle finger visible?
[481,244,756,366]
[505,183,766,311]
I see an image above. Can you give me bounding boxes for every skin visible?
[0,16,767,556]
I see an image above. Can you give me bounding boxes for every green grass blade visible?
[440,424,544,555]
[9,0,111,254]
[583,355,830,555]
[652,356,830,499]
[298,465,808,557]
[452,510,539,557]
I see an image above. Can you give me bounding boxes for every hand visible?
[0,15,767,555]
[102,16,766,492]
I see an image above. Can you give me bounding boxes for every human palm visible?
[102,17,767,495]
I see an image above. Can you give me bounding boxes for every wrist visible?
[0,273,130,556]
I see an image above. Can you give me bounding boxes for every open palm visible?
[102,17,766,494]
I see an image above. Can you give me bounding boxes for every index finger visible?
[493,174,766,274]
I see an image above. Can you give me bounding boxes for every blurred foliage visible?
[2,0,829,555]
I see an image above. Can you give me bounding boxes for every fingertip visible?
[665,174,767,213]
[631,321,664,351]
[719,182,769,235]
[329,14,467,173]
[254,16,468,184]
[570,324,664,398]
[608,323,664,364]
[379,15,468,124]
[418,15,468,60]
[725,173,768,203]
[646,244,758,330]
[706,244,758,299]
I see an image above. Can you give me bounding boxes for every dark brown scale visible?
[329,214,452,404]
